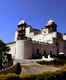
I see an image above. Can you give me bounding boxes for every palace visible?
[7,19,66,60]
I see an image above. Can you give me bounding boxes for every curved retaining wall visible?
[16,40,32,60]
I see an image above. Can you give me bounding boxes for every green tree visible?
[0,40,10,70]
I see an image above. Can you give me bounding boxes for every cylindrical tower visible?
[15,20,32,60]
[16,40,32,59]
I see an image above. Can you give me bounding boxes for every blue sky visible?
[0,0,66,42]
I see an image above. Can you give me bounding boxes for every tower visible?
[15,20,32,60]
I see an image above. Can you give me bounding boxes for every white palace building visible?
[7,19,66,60]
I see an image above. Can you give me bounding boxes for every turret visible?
[17,19,27,40]
[15,19,32,60]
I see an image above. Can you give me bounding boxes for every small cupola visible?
[18,19,27,27]
[47,20,55,26]
[46,20,57,33]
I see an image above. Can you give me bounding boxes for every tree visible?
[0,40,10,70]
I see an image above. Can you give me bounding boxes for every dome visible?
[47,20,55,26]
[18,19,26,26]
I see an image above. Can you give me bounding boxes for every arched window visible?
[50,51,52,57]
[43,50,48,58]
[36,49,39,55]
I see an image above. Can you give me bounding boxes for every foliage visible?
[0,67,66,80]
[37,58,66,66]
[0,40,10,53]
[0,40,10,70]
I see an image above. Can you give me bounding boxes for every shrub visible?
[15,63,21,74]
[37,58,66,66]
